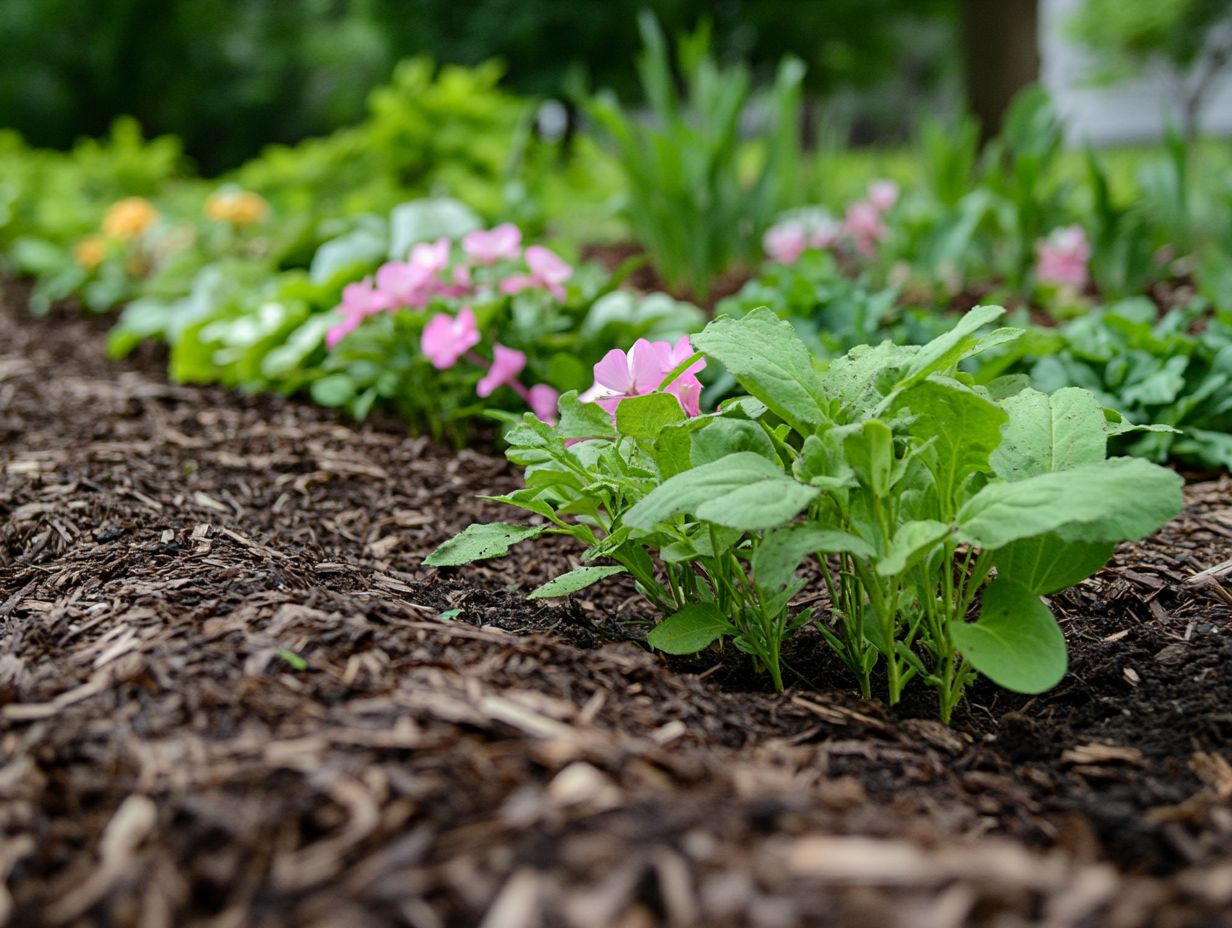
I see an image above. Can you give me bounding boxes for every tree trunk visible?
[961,0,1041,142]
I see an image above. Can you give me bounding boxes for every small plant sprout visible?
[426,306,1183,721]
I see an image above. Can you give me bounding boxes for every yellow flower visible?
[205,189,269,228]
[73,235,107,270]
[102,197,158,240]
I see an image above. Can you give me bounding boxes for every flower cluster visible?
[762,179,899,264]
[581,336,705,419]
[75,197,161,270]
[1034,225,1091,291]
[326,223,573,422]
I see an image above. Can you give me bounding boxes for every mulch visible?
[2,283,1231,928]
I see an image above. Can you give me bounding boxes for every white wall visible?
[1039,0,1232,143]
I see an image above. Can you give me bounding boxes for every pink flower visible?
[325,278,395,349]
[763,223,808,264]
[807,218,842,250]
[477,344,527,398]
[376,260,433,309]
[528,383,560,423]
[408,237,451,276]
[501,245,573,302]
[843,201,888,258]
[868,180,900,213]
[462,223,522,264]
[1035,225,1090,290]
[421,307,481,370]
[582,337,705,417]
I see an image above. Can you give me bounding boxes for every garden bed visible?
[2,285,1231,927]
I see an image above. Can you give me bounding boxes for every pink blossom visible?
[528,383,560,423]
[376,261,433,309]
[325,278,395,349]
[421,307,481,370]
[844,201,888,258]
[477,344,527,398]
[763,223,808,264]
[868,180,900,213]
[408,237,451,275]
[582,337,705,417]
[462,223,522,264]
[807,218,842,250]
[1035,225,1091,290]
[501,245,573,302]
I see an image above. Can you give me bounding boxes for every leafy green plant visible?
[584,12,804,301]
[1028,298,1232,470]
[427,307,1182,721]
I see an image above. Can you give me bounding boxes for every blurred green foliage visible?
[0,0,952,173]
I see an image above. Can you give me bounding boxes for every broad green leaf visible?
[895,305,1006,392]
[753,525,875,593]
[819,341,908,417]
[424,523,545,567]
[991,387,1106,479]
[877,520,952,576]
[843,419,894,497]
[646,603,736,654]
[625,452,818,531]
[692,309,829,434]
[311,373,357,407]
[793,431,856,491]
[556,391,615,440]
[528,565,627,599]
[654,423,695,479]
[616,392,685,439]
[951,578,1067,693]
[690,417,777,467]
[387,197,481,259]
[994,536,1115,595]
[897,378,1006,507]
[957,458,1182,549]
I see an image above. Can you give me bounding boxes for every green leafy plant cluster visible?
[106,199,702,441]
[1026,298,1232,470]
[585,13,804,301]
[427,307,1182,721]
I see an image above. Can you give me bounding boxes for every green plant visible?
[427,307,1182,720]
[584,12,804,301]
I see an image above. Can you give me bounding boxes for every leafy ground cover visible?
[3,282,1232,925]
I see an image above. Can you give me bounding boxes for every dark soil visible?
[2,284,1232,927]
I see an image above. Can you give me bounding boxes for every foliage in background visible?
[105,199,703,443]
[586,14,804,301]
[0,0,955,172]
[1068,0,1232,138]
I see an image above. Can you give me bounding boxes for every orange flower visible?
[205,189,268,228]
[73,235,107,270]
[102,197,158,240]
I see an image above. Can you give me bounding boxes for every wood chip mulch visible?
[2,285,1231,927]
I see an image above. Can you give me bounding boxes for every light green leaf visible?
[952,578,1067,693]
[898,378,1006,505]
[692,309,829,434]
[877,520,952,576]
[646,603,736,654]
[994,536,1115,595]
[991,387,1107,479]
[957,458,1182,549]
[690,417,777,467]
[843,419,894,497]
[625,452,817,531]
[424,523,545,567]
[528,565,627,599]
[753,525,875,593]
[895,305,1006,392]
[387,197,481,259]
[616,392,685,439]
[556,391,615,440]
